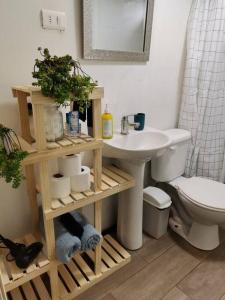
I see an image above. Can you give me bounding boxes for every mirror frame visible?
[83,0,154,62]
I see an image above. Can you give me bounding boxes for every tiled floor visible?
[76,230,225,300]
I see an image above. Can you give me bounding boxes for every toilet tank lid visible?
[143,187,172,209]
[165,129,191,144]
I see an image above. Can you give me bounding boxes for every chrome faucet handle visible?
[127,115,140,129]
[121,116,129,135]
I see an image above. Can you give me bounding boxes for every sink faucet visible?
[121,115,140,135]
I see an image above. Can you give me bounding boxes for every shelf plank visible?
[57,139,73,147]
[86,250,108,273]
[101,173,119,187]
[22,281,38,299]
[106,165,134,181]
[101,248,117,268]
[32,277,51,300]
[102,240,123,263]
[51,199,63,210]
[60,196,74,206]
[102,167,127,184]
[104,235,130,259]
[58,265,78,293]
[73,255,95,281]
[71,192,86,201]
[10,287,23,300]
[59,277,69,299]
[66,259,87,287]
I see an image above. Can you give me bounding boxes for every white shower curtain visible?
[179,0,225,182]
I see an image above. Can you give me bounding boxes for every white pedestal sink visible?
[103,128,171,250]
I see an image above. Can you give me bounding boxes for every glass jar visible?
[44,104,64,142]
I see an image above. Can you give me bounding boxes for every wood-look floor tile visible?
[162,287,191,300]
[136,232,175,263]
[112,244,201,300]
[169,231,211,261]
[76,254,147,300]
[178,241,225,300]
[99,294,116,300]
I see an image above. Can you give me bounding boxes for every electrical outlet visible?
[41,9,66,31]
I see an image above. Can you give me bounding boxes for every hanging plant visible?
[0,125,28,188]
[32,47,97,113]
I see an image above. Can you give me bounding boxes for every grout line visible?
[176,259,203,288]
[142,242,175,264]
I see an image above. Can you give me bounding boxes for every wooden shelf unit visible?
[0,86,134,300]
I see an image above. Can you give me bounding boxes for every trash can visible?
[143,186,172,239]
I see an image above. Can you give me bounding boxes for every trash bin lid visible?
[143,186,171,209]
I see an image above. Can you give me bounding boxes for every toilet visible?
[151,129,225,250]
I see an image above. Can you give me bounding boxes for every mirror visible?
[83,0,154,62]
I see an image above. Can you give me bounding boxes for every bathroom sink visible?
[103,128,171,161]
[103,128,172,250]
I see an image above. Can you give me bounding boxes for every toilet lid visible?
[175,177,225,211]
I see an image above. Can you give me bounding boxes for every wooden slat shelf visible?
[7,235,131,300]
[45,165,135,220]
[0,234,50,293]
[19,135,103,166]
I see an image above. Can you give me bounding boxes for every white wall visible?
[0,0,192,238]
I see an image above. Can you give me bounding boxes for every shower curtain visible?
[179,0,225,182]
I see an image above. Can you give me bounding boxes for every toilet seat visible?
[175,177,225,212]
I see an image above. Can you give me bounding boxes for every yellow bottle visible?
[102,104,113,139]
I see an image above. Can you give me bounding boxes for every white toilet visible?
[151,128,225,250]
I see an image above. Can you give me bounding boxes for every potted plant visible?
[33,47,96,111]
[0,125,28,188]
[32,47,96,139]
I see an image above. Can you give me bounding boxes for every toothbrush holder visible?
[134,113,145,131]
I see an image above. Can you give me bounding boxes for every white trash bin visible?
[143,186,172,239]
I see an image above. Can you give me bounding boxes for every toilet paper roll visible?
[58,154,81,177]
[71,166,91,193]
[50,174,71,199]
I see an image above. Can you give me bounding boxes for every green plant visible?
[0,125,28,188]
[32,47,96,112]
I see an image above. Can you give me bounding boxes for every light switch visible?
[41,9,66,31]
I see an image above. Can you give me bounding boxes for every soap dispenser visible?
[102,104,113,139]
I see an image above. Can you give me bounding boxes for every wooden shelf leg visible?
[93,148,102,192]
[49,263,59,300]
[39,161,59,299]
[16,91,34,144]
[94,200,102,276]
[92,98,102,139]
[0,261,7,300]
[24,165,39,236]
[93,148,102,276]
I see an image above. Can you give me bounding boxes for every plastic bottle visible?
[102,104,113,139]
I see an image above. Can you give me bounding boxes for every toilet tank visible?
[151,129,191,182]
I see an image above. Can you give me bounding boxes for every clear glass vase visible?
[44,104,64,142]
